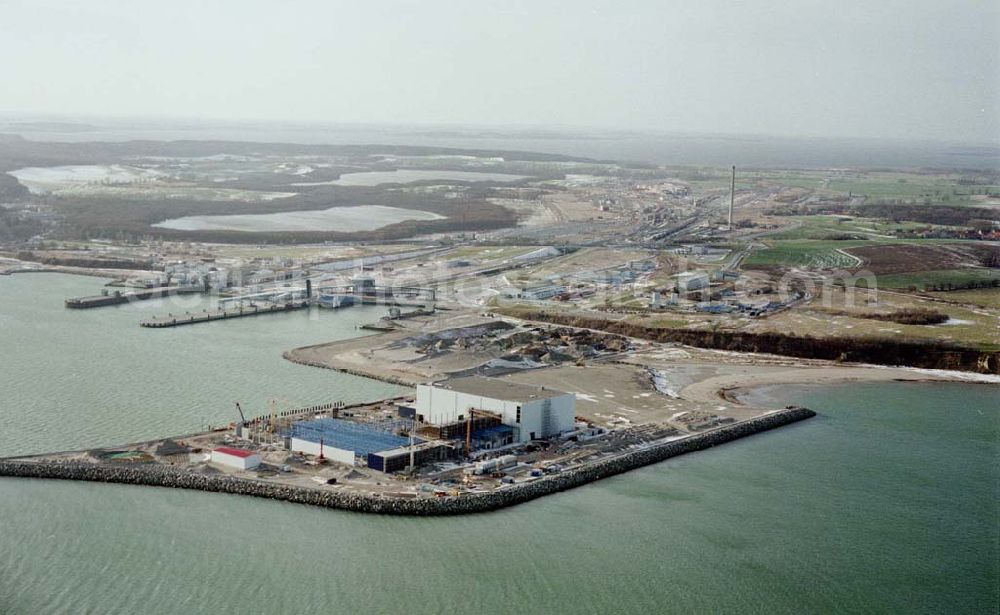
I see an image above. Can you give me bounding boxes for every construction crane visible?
[234,401,247,425]
[267,396,295,438]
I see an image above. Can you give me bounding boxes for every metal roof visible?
[213,447,256,459]
[284,418,409,456]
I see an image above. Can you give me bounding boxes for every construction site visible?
[3,350,820,505]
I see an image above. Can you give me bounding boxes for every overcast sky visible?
[2,0,997,144]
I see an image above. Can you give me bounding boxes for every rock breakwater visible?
[0,407,815,515]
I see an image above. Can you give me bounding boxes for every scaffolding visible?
[417,413,501,441]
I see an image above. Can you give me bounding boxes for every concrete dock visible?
[140,301,309,328]
[66,286,203,309]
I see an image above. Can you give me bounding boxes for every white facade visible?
[289,437,355,465]
[675,273,709,292]
[211,448,261,470]
[415,378,576,443]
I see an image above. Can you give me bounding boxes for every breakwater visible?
[0,407,814,515]
[141,301,309,328]
[66,286,203,309]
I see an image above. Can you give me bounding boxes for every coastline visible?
[2,271,990,517]
[679,364,1000,406]
[282,347,419,387]
[0,262,143,279]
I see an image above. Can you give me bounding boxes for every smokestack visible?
[728,165,736,229]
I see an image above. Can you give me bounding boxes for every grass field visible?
[743,238,989,273]
[766,215,962,240]
[928,288,1000,308]
[868,268,999,290]
[744,240,869,269]
[748,169,999,206]
[448,246,537,260]
[748,286,1000,350]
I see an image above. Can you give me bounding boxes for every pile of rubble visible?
[417,325,632,366]
[671,410,736,432]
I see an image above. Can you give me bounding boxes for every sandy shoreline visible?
[680,364,999,406]
[283,311,998,425]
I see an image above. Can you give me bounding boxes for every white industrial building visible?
[501,284,566,301]
[289,437,356,465]
[415,377,576,443]
[674,272,709,292]
[211,446,261,470]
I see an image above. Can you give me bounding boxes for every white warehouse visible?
[415,377,576,443]
[211,446,261,470]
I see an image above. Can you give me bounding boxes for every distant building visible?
[317,293,356,309]
[711,269,740,282]
[628,260,656,272]
[502,284,566,301]
[415,377,576,443]
[351,276,376,296]
[675,272,709,292]
[523,285,566,300]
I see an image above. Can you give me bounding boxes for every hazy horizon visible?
[2,1,997,145]
[4,112,1000,148]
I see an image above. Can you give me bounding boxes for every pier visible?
[141,294,431,329]
[140,301,310,328]
[66,286,204,309]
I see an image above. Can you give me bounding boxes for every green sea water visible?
[1,273,997,614]
[0,273,405,457]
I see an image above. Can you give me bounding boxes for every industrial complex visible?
[231,376,579,476]
[2,138,994,514]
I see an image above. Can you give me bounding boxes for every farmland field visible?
[748,286,1000,350]
[847,243,996,275]
[931,288,1000,308]
[749,169,1000,206]
[871,269,999,290]
[766,215,962,241]
[744,240,870,269]
[743,239,997,274]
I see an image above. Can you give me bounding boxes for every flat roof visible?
[213,447,256,459]
[284,418,409,456]
[429,376,570,403]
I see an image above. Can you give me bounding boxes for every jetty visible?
[140,301,309,328]
[66,285,204,309]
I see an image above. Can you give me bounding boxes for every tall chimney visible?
[728,165,736,229]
